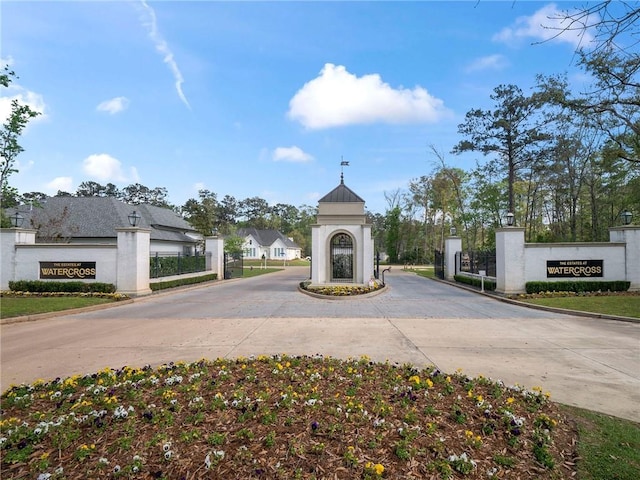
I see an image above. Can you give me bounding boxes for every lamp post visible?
[128,210,141,227]
[621,210,633,226]
[450,226,457,236]
[10,212,24,228]
[506,212,515,227]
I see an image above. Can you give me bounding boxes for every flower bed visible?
[508,290,639,300]
[299,281,384,297]
[1,355,577,479]
[0,291,130,301]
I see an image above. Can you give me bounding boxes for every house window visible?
[274,247,284,257]
[244,248,256,257]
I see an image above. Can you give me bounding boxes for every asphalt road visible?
[2,267,638,421]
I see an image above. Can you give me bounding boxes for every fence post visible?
[1,227,37,289]
[495,227,525,294]
[610,226,640,291]
[205,235,224,279]
[116,227,152,296]
[154,252,159,278]
[444,235,462,281]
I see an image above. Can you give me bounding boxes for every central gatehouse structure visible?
[310,175,374,286]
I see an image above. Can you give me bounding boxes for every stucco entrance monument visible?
[310,173,374,286]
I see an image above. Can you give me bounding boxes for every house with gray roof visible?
[237,227,302,261]
[12,197,202,254]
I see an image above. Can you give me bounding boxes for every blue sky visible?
[2,1,603,214]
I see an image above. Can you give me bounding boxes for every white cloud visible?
[139,0,190,109]
[272,146,314,163]
[288,63,452,129]
[193,182,206,192]
[465,54,509,73]
[82,153,130,182]
[46,176,73,194]
[97,96,130,114]
[0,85,47,124]
[493,3,595,48]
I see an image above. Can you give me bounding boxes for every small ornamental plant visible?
[1,355,577,479]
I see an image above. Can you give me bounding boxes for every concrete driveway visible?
[2,267,638,421]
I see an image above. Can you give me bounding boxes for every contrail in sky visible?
[139,0,191,110]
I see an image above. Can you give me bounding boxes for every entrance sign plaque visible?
[546,260,603,278]
[40,262,97,279]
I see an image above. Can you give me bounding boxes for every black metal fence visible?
[150,252,207,279]
[223,252,243,279]
[456,250,496,277]
[434,249,445,279]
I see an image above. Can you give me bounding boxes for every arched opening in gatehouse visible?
[330,233,354,282]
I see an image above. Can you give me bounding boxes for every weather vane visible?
[340,157,349,183]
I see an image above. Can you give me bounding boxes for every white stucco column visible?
[205,236,224,279]
[0,228,37,290]
[116,227,152,296]
[610,226,640,291]
[444,236,462,281]
[495,227,526,294]
[310,224,323,284]
[361,224,374,282]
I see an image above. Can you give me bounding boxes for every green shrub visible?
[8,280,116,293]
[150,273,217,291]
[525,281,630,294]
[454,274,496,291]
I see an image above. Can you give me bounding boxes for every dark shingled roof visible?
[14,197,199,243]
[318,180,365,203]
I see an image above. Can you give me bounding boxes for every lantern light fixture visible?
[10,212,24,228]
[506,212,515,227]
[128,210,141,227]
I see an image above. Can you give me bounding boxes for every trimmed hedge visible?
[8,280,116,293]
[454,274,496,291]
[525,280,630,294]
[150,273,217,291]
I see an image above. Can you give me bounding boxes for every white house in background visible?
[238,228,302,261]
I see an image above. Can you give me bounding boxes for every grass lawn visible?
[412,266,436,279]
[244,259,310,268]
[242,267,283,278]
[1,296,115,319]
[519,295,640,319]
[561,405,640,480]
